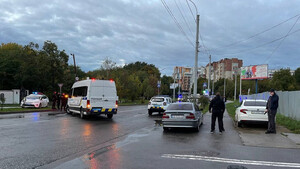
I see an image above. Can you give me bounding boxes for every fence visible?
[239,91,300,121]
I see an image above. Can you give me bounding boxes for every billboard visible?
[241,64,268,80]
[170,83,179,89]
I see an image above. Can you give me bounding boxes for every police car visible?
[148,96,172,116]
[66,78,119,119]
[21,93,49,108]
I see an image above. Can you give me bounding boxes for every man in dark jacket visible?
[52,92,57,109]
[265,89,279,134]
[209,92,225,134]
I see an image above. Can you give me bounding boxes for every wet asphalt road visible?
[0,105,300,169]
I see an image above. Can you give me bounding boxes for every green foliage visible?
[226,100,239,119]
[199,96,209,109]
[271,69,297,91]
[295,67,300,89]
[277,114,300,134]
[0,42,86,96]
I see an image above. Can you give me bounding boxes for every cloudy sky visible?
[1,0,300,75]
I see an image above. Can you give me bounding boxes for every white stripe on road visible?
[162,154,300,168]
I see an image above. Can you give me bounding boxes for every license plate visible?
[252,111,264,114]
[172,115,184,118]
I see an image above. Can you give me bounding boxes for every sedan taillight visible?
[240,109,247,114]
[186,113,195,119]
[162,113,169,119]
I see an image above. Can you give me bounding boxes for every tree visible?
[295,67,300,89]
[271,69,296,91]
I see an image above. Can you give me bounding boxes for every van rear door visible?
[90,85,117,108]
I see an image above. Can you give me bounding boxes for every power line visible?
[265,16,300,62]
[186,0,196,23]
[212,28,300,56]
[212,14,300,51]
[174,0,194,38]
[160,0,195,47]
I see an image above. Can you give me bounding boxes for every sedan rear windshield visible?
[151,98,164,102]
[167,104,193,110]
[244,101,267,106]
[27,96,40,100]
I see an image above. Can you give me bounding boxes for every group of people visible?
[52,92,68,111]
[208,89,279,135]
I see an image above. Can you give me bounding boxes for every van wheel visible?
[163,127,169,131]
[80,108,86,119]
[195,123,200,132]
[107,114,113,119]
[148,110,152,116]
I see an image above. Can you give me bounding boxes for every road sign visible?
[58,83,63,88]
[75,77,79,81]
[157,84,161,88]
[203,82,207,88]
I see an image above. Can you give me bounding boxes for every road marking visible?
[162,154,300,168]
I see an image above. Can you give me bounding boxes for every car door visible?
[194,104,201,121]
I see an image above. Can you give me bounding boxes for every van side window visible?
[73,86,88,97]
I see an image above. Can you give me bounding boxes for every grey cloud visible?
[0,0,299,75]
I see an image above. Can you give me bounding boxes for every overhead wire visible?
[174,0,194,38]
[212,27,300,56]
[212,14,300,51]
[160,0,195,47]
[186,0,196,23]
[264,15,300,62]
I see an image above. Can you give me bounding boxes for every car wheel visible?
[237,121,243,128]
[80,108,85,119]
[148,110,152,116]
[195,122,200,132]
[107,114,113,119]
[66,106,71,114]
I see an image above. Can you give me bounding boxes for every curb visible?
[0,109,54,115]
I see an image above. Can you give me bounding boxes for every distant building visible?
[173,66,192,92]
[206,58,243,82]
[268,68,295,79]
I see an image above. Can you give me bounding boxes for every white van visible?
[66,79,119,119]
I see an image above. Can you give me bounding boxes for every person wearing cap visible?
[265,89,279,134]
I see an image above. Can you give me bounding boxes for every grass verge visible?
[119,100,148,106]
[277,114,300,134]
[0,107,51,113]
[226,100,240,120]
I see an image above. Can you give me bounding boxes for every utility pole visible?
[223,66,226,98]
[234,70,237,101]
[240,73,242,97]
[70,53,78,81]
[208,55,211,96]
[193,14,200,96]
[212,71,215,95]
[173,73,176,100]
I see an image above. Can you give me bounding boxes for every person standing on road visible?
[52,92,57,109]
[209,92,225,134]
[56,92,61,110]
[265,89,279,134]
[61,93,67,111]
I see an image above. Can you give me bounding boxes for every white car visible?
[148,96,172,116]
[235,99,268,127]
[21,94,49,108]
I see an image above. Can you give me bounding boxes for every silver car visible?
[162,102,203,132]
